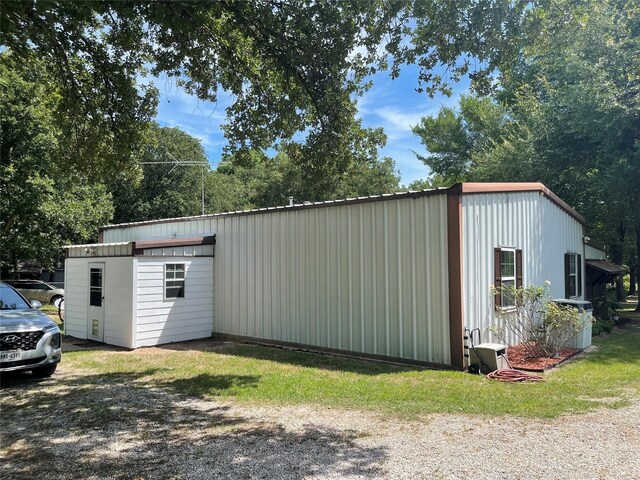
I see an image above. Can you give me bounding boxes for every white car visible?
[0,282,62,377]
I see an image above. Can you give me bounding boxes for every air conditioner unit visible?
[469,343,509,374]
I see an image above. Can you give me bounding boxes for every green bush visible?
[491,284,584,358]
[592,316,615,336]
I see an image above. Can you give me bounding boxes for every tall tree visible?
[1,0,537,183]
[110,125,210,224]
[0,56,113,273]
[412,0,640,300]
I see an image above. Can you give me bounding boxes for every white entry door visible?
[88,263,105,342]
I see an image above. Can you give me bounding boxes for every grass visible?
[62,321,640,420]
[617,296,640,321]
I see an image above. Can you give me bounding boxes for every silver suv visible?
[0,282,61,377]
[4,279,64,305]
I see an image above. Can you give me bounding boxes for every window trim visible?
[494,247,523,310]
[564,252,582,299]
[164,263,186,300]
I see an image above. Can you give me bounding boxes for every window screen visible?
[165,264,185,299]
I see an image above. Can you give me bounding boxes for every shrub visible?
[592,316,615,336]
[490,284,586,358]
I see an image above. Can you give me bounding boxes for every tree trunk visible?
[629,265,637,296]
[611,222,627,302]
[635,223,640,311]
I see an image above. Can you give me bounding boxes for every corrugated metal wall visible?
[104,196,452,364]
[461,192,584,345]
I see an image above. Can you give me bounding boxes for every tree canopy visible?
[413,0,640,296]
[0,57,113,273]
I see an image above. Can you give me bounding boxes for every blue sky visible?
[154,64,469,186]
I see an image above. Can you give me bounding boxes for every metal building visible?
[64,183,586,368]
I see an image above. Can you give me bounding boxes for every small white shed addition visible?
[65,183,586,368]
[64,237,215,348]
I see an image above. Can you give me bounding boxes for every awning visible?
[585,260,627,275]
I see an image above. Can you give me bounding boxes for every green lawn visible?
[63,322,640,419]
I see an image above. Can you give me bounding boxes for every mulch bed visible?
[506,343,581,372]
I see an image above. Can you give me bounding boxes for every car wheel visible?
[32,364,57,378]
[50,295,62,305]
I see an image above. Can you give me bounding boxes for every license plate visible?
[0,350,22,362]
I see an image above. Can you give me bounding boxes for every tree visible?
[1,1,396,181]
[0,57,113,273]
[412,0,640,301]
[110,125,210,224]
[217,143,400,209]
[412,95,510,183]
[1,0,539,184]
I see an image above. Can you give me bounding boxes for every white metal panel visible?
[65,242,133,257]
[585,244,606,260]
[104,195,452,364]
[103,257,135,348]
[461,191,585,345]
[135,257,214,347]
[64,258,90,339]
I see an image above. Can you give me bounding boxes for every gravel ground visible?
[1,363,639,480]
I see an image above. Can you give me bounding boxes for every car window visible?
[0,284,32,310]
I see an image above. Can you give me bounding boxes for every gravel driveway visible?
[1,364,639,479]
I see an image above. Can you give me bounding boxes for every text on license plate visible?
[0,350,22,362]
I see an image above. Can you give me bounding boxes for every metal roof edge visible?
[100,187,451,230]
[99,182,585,231]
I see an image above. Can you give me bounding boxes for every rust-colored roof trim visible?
[450,182,586,225]
[133,235,216,253]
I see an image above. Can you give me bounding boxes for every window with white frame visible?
[165,263,185,299]
[494,247,523,309]
[564,253,582,298]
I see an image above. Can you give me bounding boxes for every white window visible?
[165,264,185,299]
[565,253,582,298]
[494,247,522,309]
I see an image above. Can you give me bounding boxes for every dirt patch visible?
[506,344,581,372]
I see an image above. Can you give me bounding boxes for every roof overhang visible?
[133,235,216,252]
[585,260,627,275]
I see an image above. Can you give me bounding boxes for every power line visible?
[139,154,209,215]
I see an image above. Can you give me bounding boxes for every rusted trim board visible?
[447,191,465,369]
[451,182,586,225]
[212,333,457,371]
[133,235,216,251]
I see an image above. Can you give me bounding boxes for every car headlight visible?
[50,333,61,349]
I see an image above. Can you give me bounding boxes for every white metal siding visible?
[585,245,606,260]
[64,257,135,346]
[64,258,90,339]
[66,243,133,257]
[104,196,451,364]
[135,257,214,347]
[461,192,584,345]
[103,257,135,348]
